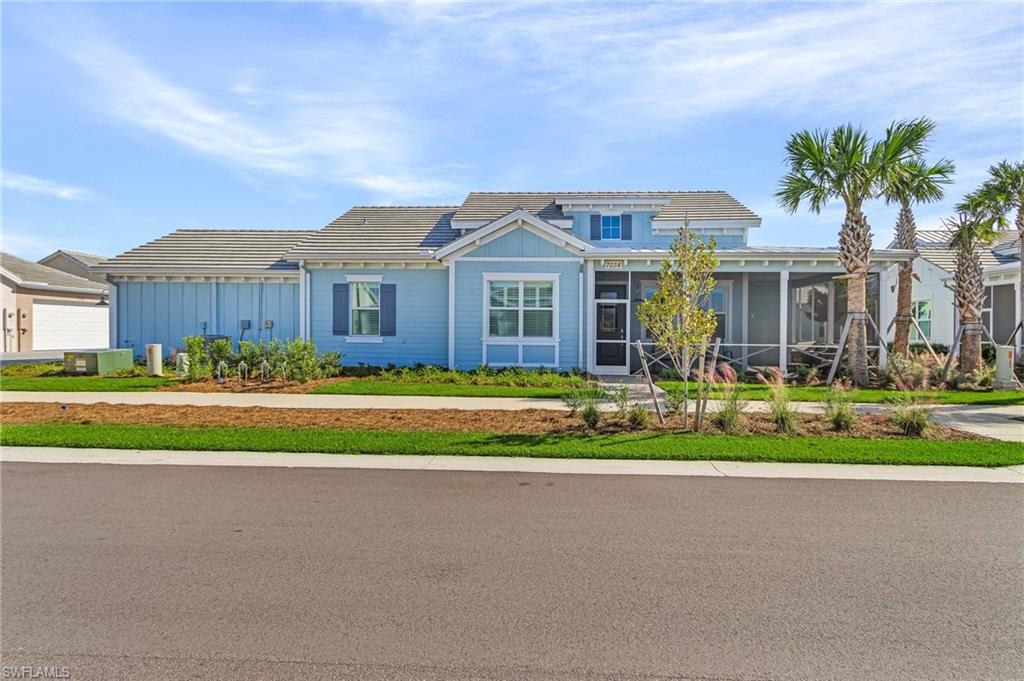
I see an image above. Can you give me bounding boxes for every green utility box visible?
[64,349,134,376]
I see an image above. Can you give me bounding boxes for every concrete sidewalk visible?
[3,446,1022,483]
[4,389,1023,441]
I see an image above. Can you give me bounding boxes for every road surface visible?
[2,462,1021,680]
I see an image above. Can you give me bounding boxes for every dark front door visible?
[595,302,627,369]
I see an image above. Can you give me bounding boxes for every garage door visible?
[32,300,109,351]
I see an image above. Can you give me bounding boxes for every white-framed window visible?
[482,273,560,367]
[487,280,554,338]
[911,300,931,341]
[350,281,381,336]
[601,215,621,240]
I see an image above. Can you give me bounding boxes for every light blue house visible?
[97,191,916,375]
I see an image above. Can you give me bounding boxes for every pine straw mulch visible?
[0,402,985,440]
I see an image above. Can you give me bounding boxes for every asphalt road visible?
[1,463,1021,681]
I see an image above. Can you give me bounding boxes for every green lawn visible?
[310,380,593,398]
[0,376,179,392]
[657,381,1024,406]
[4,423,1022,467]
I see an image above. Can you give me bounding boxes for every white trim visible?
[741,274,749,349]
[107,281,118,348]
[778,270,789,374]
[345,274,383,283]
[586,259,596,374]
[455,257,583,262]
[298,260,307,340]
[577,271,584,369]
[345,336,384,344]
[448,261,456,369]
[434,209,591,260]
[481,272,560,368]
[304,269,312,338]
[711,280,734,343]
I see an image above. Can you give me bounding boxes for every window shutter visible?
[621,214,633,240]
[332,283,349,335]
[380,284,397,336]
[590,214,601,240]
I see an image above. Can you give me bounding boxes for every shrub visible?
[182,336,209,382]
[562,388,595,415]
[887,394,932,436]
[283,338,320,383]
[610,384,632,419]
[208,338,234,377]
[580,400,601,430]
[626,403,651,430]
[710,384,746,432]
[318,351,342,378]
[662,386,687,416]
[820,386,855,431]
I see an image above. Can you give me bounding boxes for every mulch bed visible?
[0,402,985,440]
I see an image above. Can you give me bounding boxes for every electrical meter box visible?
[63,349,134,376]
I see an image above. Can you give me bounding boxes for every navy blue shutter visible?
[380,284,397,336]
[332,283,349,335]
[590,214,601,240]
[621,214,633,240]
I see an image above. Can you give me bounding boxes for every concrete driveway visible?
[1,462,1021,680]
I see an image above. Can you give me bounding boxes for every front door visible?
[595,294,628,375]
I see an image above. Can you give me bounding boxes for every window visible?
[601,215,621,240]
[350,282,381,336]
[488,280,554,338]
[911,300,931,341]
[703,286,730,341]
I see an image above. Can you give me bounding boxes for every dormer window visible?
[601,215,621,240]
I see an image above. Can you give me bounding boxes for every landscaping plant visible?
[579,400,601,430]
[759,368,798,433]
[662,386,687,416]
[609,384,632,420]
[778,119,938,385]
[947,208,996,378]
[820,385,856,431]
[635,223,719,428]
[626,403,651,431]
[562,388,596,415]
[182,336,210,382]
[283,338,320,383]
[710,383,746,433]
[887,394,933,436]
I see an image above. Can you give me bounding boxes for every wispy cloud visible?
[2,171,91,201]
[24,14,455,202]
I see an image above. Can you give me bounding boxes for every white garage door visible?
[32,300,109,351]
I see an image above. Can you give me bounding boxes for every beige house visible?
[37,249,109,285]
[1,252,109,353]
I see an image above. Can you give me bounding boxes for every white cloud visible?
[25,18,455,202]
[2,171,91,200]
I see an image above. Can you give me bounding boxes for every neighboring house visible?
[896,230,1021,351]
[1,252,109,352]
[96,191,916,375]
[37,249,109,285]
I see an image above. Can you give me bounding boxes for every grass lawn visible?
[0,376,179,392]
[310,380,594,398]
[4,423,1022,467]
[657,381,1024,406]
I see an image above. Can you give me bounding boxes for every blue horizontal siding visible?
[115,281,299,357]
[570,211,746,249]
[308,268,448,367]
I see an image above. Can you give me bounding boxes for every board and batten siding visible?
[453,259,583,371]
[569,211,746,249]
[308,268,448,366]
[114,281,299,357]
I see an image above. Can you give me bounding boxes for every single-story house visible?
[898,230,1021,351]
[1,251,109,352]
[96,191,921,374]
[38,249,110,285]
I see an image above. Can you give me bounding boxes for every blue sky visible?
[2,1,1022,260]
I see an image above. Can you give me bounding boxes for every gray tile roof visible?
[287,207,460,258]
[453,191,759,222]
[98,229,315,273]
[891,229,1020,272]
[1,252,107,291]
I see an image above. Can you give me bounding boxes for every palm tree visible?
[960,161,1024,354]
[947,209,996,377]
[884,152,956,357]
[777,119,935,386]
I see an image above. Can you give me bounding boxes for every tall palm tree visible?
[947,209,996,377]
[884,153,956,357]
[777,119,935,386]
[960,161,1024,354]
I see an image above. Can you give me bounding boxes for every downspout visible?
[578,267,584,370]
[298,260,307,340]
[447,259,456,369]
[107,276,118,349]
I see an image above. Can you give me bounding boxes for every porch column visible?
[1015,279,1022,356]
[778,270,789,374]
[448,260,456,369]
[298,261,307,340]
[586,259,595,374]
[107,278,118,349]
